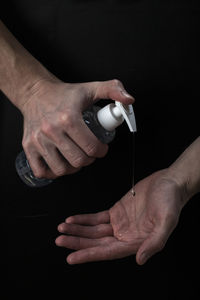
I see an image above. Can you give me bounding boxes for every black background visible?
[0,0,200,298]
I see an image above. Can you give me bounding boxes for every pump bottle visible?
[15,101,137,187]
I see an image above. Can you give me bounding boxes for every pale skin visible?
[56,137,200,265]
[0,20,134,178]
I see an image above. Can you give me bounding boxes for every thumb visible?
[87,79,135,105]
[136,225,172,265]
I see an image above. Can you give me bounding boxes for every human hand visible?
[21,79,134,178]
[55,169,187,265]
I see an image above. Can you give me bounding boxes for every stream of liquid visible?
[131,132,136,197]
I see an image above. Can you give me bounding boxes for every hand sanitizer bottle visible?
[15,101,137,187]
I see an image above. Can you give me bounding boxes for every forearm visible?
[0,20,59,111]
[168,137,200,204]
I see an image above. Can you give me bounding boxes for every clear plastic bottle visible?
[15,102,136,187]
[15,150,53,187]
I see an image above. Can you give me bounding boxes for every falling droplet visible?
[131,188,136,197]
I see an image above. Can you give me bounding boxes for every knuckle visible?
[111,78,122,87]
[53,166,68,177]
[58,112,75,129]
[22,133,39,150]
[22,139,29,150]
[71,155,86,168]
[33,168,46,179]
[31,132,40,145]
[41,122,55,136]
[85,143,99,157]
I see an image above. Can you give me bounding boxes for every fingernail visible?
[121,90,134,99]
[55,236,62,246]
[67,255,75,265]
[140,252,148,264]
[59,222,68,232]
[57,224,62,231]
[65,217,73,223]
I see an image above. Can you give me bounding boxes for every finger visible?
[40,109,108,159]
[41,127,95,169]
[86,79,135,105]
[65,211,110,225]
[24,150,56,179]
[57,222,113,238]
[58,133,96,168]
[66,241,135,265]
[55,235,102,250]
[63,114,109,159]
[38,146,80,177]
[24,135,79,179]
[67,246,112,264]
[136,220,176,265]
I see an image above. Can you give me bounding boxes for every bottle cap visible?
[97,101,137,132]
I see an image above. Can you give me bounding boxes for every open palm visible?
[56,169,185,265]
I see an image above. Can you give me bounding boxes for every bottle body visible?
[15,106,115,187]
[15,151,53,187]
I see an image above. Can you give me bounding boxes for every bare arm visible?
[168,136,200,204]
[0,20,134,179]
[0,20,58,110]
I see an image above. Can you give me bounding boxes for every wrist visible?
[165,166,190,207]
[166,137,200,205]
[12,61,62,112]
[17,68,62,113]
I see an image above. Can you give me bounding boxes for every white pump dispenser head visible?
[97,101,137,132]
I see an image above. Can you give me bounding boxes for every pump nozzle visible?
[115,101,137,132]
[97,101,137,132]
